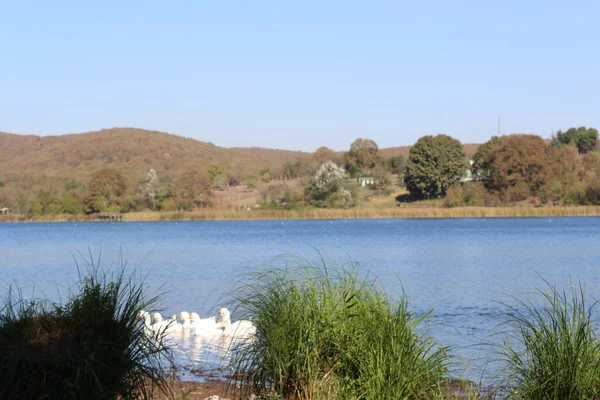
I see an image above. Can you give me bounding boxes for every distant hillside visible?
[0,128,482,196]
[379,143,480,160]
[0,128,311,192]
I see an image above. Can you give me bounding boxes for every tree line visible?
[1,126,597,215]
[403,127,600,207]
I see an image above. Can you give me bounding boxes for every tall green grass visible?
[496,282,600,399]
[226,261,450,399]
[0,261,174,400]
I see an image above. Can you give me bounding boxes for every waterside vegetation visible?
[3,204,600,222]
[3,127,600,221]
[2,257,600,398]
[0,262,174,400]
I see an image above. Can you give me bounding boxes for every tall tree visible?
[143,169,158,210]
[478,134,550,194]
[175,168,212,209]
[404,134,466,199]
[207,163,229,188]
[84,168,128,214]
[305,161,352,207]
[344,138,381,174]
[553,127,598,154]
[314,146,338,165]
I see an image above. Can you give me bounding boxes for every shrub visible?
[496,282,600,399]
[227,261,449,399]
[444,185,465,207]
[0,263,173,400]
[566,185,587,205]
[463,182,487,207]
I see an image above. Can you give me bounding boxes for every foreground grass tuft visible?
[227,260,450,399]
[496,282,600,399]
[0,262,174,400]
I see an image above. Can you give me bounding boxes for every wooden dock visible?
[93,213,123,222]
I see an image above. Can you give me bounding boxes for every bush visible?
[566,185,587,205]
[227,261,449,399]
[444,185,465,207]
[496,282,600,399]
[463,182,487,206]
[0,262,173,400]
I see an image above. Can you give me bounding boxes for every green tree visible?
[84,168,128,214]
[60,193,83,214]
[404,134,466,199]
[478,134,550,195]
[260,168,273,183]
[30,190,61,215]
[385,155,406,174]
[553,127,598,154]
[207,163,229,189]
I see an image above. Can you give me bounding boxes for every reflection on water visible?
[2,217,600,382]
[168,329,231,380]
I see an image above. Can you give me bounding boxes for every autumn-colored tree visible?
[84,168,128,214]
[175,168,212,209]
[480,134,550,195]
[314,146,338,165]
[404,135,466,199]
[344,138,381,174]
[552,126,598,154]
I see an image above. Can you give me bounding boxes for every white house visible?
[358,177,376,187]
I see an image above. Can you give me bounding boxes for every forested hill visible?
[0,128,311,190]
[0,127,482,202]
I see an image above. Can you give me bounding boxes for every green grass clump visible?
[496,282,600,399]
[227,260,449,399]
[0,264,173,400]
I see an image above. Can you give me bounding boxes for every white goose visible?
[178,311,193,330]
[217,308,257,339]
[137,310,153,335]
[151,312,178,334]
[189,312,221,336]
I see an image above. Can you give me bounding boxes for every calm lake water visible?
[2,217,600,381]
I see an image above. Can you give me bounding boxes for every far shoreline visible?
[2,205,600,223]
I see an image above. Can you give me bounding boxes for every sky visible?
[1,1,599,151]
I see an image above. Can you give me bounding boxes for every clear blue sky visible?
[1,1,599,151]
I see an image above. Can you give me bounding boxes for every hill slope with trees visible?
[0,127,309,191]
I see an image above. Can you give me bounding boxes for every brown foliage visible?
[482,134,550,194]
[84,168,128,213]
[345,138,381,170]
[175,168,212,208]
[313,146,339,165]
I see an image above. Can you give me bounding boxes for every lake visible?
[2,217,600,382]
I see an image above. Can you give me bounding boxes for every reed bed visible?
[495,282,600,399]
[0,260,174,400]
[3,205,600,223]
[123,206,600,222]
[225,260,451,399]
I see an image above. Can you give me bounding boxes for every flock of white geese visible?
[137,307,256,339]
